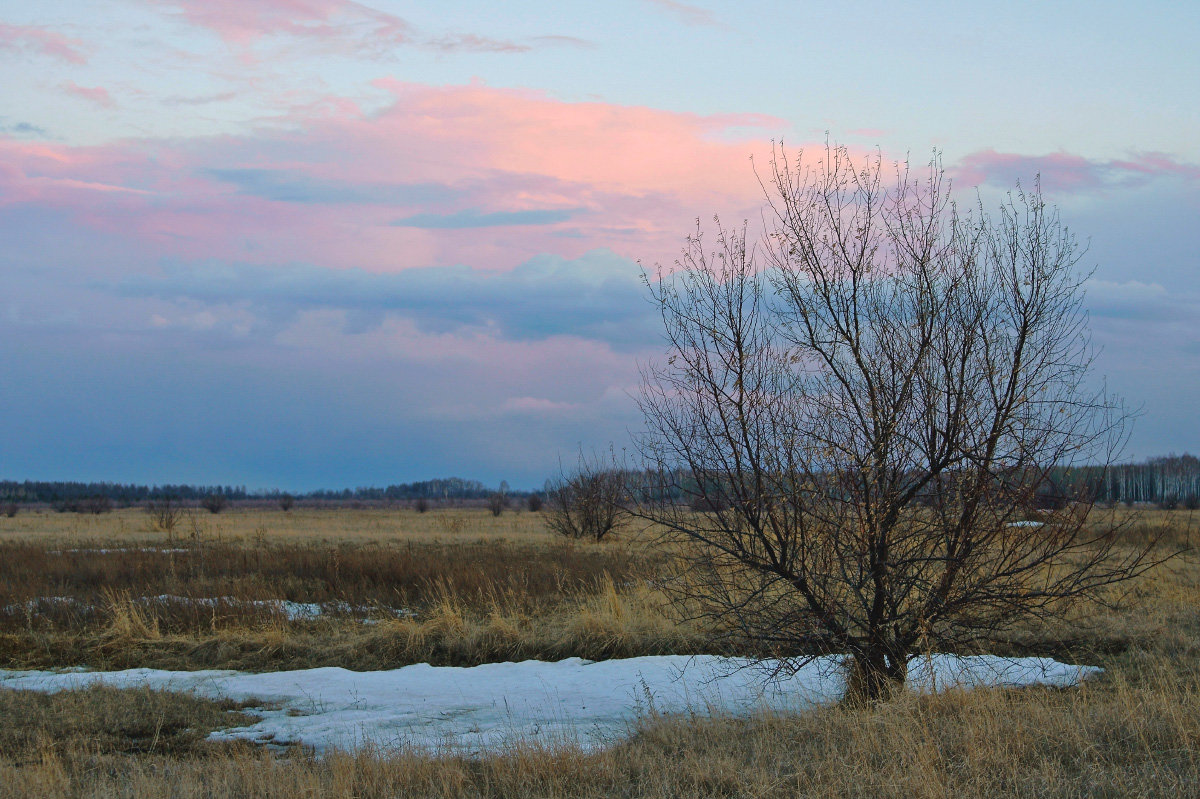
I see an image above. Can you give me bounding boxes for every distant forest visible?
[0,476,505,507]
[1,454,1198,510]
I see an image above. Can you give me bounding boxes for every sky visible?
[0,0,1197,490]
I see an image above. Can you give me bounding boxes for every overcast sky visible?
[1,0,1197,489]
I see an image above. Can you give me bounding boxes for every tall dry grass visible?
[0,653,1197,797]
[0,511,704,670]
[0,506,1197,796]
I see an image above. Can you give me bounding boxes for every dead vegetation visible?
[0,507,1196,797]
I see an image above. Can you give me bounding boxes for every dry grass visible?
[0,509,703,671]
[1,506,1198,797]
[0,506,558,546]
[1,654,1197,797]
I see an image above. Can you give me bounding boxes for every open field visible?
[0,507,1197,796]
[0,508,698,671]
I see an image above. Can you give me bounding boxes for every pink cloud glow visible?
[61,81,116,108]
[955,149,1200,193]
[153,0,412,46]
[0,23,87,64]
[644,0,720,27]
[150,0,530,55]
[0,81,795,271]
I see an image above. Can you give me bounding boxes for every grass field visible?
[0,506,1197,797]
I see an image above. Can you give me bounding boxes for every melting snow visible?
[4,595,412,622]
[0,654,1100,754]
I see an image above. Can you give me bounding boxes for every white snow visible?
[0,654,1100,754]
[141,596,410,621]
[49,548,190,555]
[4,595,412,622]
[1006,521,1045,528]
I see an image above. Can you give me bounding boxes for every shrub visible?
[545,460,626,542]
[79,495,112,515]
[487,492,508,517]
[414,497,430,513]
[278,493,295,512]
[146,497,182,532]
[200,494,228,514]
[527,493,544,512]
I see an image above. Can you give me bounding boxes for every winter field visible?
[0,507,1196,797]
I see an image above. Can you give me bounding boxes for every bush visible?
[527,493,544,512]
[487,492,508,517]
[1185,495,1200,511]
[2,502,17,518]
[414,497,430,513]
[79,495,112,515]
[200,494,228,514]
[278,494,295,512]
[545,461,626,542]
[146,497,182,532]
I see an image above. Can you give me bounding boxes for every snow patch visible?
[0,654,1101,754]
[4,595,413,622]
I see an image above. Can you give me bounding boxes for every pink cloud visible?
[151,0,529,55]
[0,23,87,64]
[954,149,1200,193]
[644,0,720,27]
[61,81,116,108]
[155,0,411,45]
[0,81,801,271]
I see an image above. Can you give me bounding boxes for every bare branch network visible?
[634,143,1162,701]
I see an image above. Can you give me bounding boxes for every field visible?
[0,506,1197,797]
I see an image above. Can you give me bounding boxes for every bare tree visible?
[545,457,627,542]
[147,496,182,532]
[636,143,1160,702]
[200,493,228,514]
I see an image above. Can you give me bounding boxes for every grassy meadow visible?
[0,505,1197,797]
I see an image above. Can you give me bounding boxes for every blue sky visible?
[1,0,1197,489]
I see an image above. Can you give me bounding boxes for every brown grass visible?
[0,506,560,546]
[1,654,1197,797]
[0,506,1197,797]
[0,510,703,670]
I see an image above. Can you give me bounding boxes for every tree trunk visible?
[844,650,908,705]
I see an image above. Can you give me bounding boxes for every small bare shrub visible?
[278,493,295,512]
[487,492,508,517]
[414,497,430,513]
[2,503,16,518]
[146,497,182,532]
[79,495,112,515]
[527,493,544,513]
[545,460,626,542]
[200,494,228,514]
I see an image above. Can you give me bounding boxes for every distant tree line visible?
[0,476,509,508]
[305,478,496,501]
[2,455,1196,512]
[0,481,249,507]
[612,456,1200,511]
[1080,454,1200,508]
